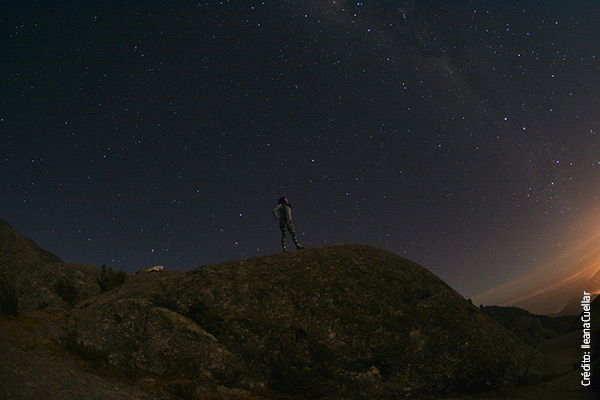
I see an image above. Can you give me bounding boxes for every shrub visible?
[0,273,19,317]
[54,277,80,305]
[97,264,127,292]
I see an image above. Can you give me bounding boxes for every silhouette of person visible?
[272,197,304,252]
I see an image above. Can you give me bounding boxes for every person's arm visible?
[272,204,282,219]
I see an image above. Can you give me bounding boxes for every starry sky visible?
[2,1,600,313]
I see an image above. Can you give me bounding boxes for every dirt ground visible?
[0,311,173,400]
[0,311,596,400]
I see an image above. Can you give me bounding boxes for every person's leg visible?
[287,221,303,249]
[279,220,287,251]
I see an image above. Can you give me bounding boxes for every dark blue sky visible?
[2,1,600,311]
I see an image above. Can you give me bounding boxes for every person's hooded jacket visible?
[272,197,293,222]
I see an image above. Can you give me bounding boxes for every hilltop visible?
[0,219,595,399]
[68,244,544,399]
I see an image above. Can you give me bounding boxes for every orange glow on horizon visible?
[505,259,600,306]
[473,210,600,311]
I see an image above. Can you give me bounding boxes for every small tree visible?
[0,273,19,317]
[97,264,127,292]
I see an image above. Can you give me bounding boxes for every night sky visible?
[3,1,600,313]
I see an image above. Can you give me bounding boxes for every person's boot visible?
[296,244,305,250]
[282,246,288,252]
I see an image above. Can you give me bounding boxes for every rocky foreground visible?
[0,218,596,399]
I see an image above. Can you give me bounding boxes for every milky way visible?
[2,1,600,311]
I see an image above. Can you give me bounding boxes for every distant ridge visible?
[480,305,578,346]
[553,293,600,317]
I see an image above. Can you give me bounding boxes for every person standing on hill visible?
[272,197,304,252]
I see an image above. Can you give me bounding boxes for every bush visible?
[54,277,80,305]
[0,273,19,317]
[97,264,127,292]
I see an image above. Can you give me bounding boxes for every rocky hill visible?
[0,218,588,399]
[0,219,63,266]
[0,219,103,313]
[69,244,549,399]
